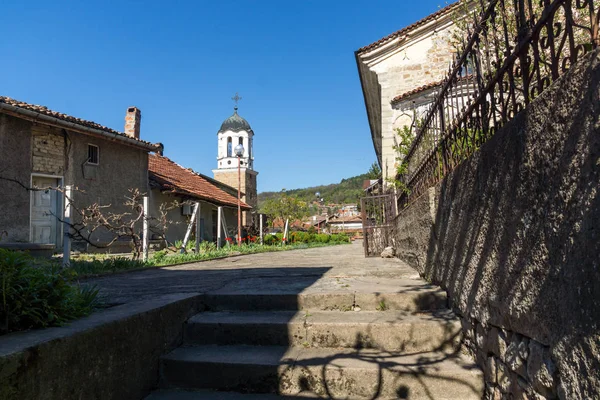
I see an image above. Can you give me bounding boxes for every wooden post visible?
[259,214,263,245]
[195,202,201,253]
[62,185,72,268]
[142,196,149,262]
[217,206,223,248]
[181,202,199,253]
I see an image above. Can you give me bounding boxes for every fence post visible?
[259,214,263,245]
[283,219,289,245]
[195,202,201,253]
[62,185,72,268]
[217,206,223,248]
[181,202,199,253]
[142,196,149,262]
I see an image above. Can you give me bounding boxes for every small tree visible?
[367,162,381,179]
[260,191,309,227]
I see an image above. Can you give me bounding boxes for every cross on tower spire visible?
[231,92,242,111]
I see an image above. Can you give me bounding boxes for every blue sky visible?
[1,0,449,193]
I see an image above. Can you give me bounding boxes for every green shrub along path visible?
[0,249,99,335]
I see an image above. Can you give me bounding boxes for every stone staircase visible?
[146,288,483,399]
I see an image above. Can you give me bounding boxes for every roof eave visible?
[355,51,383,166]
[0,102,160,152]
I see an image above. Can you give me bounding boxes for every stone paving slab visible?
[86,242,429,306]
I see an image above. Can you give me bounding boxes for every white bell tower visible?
[212,93,258,226]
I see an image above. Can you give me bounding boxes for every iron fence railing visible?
[361,193,396,257]
[397,0,599,207]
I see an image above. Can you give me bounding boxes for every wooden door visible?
[31,176,59,246]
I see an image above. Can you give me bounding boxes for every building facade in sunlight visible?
[355,2,468,186]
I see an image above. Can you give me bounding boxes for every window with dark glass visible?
[227,137,232,157]
[88,144,99,165]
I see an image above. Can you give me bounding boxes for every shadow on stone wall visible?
[396,50,600,399]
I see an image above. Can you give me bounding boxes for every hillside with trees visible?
[258,163,380,212]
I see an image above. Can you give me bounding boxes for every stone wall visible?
[64,131,149,248]
[393,50,600,399]
[213,168,257,226]
[0,294,203,400]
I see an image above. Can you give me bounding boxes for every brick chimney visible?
[124,107,141,139]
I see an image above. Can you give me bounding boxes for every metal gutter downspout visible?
[0,102,160,153]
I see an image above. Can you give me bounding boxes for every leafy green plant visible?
[0,249,99,334]
[388,124,415,195]
[151,249,168,263]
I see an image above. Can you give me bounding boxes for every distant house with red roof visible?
[355,2,470,185]
[328,215,363,234]
[148,154,251,244]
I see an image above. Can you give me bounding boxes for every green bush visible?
[0,249,98,335]
[263,234,278,246]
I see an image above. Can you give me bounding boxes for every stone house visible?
[0,96,159,251]
[355,1,468,185]
[148,153,251,244]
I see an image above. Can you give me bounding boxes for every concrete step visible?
[184,310,461,353]
[147,389,321,399]
[197,287,447,312]
[159,345,484,399]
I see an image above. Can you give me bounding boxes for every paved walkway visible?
[87,241,428,307]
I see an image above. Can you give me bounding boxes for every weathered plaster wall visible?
[65,132,149,248]
[394,50,600,399]
[0,115,32,242]
[148,190,237,244]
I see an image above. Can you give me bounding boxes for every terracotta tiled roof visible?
[391,80,443,104]
[0,95,156,147]
[391,74,474,104]
[272,219,304,229]
[356,2,460,54]
[330,215,363,223]
[148,154,251,210]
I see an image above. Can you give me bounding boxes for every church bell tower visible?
[212,94,258,226]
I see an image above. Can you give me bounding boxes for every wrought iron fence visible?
[361,193,396,257]
[397,0,599,207]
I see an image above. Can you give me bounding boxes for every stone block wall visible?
[376,22,458,181]
[31,125,65,175]
[393,50,600,399]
